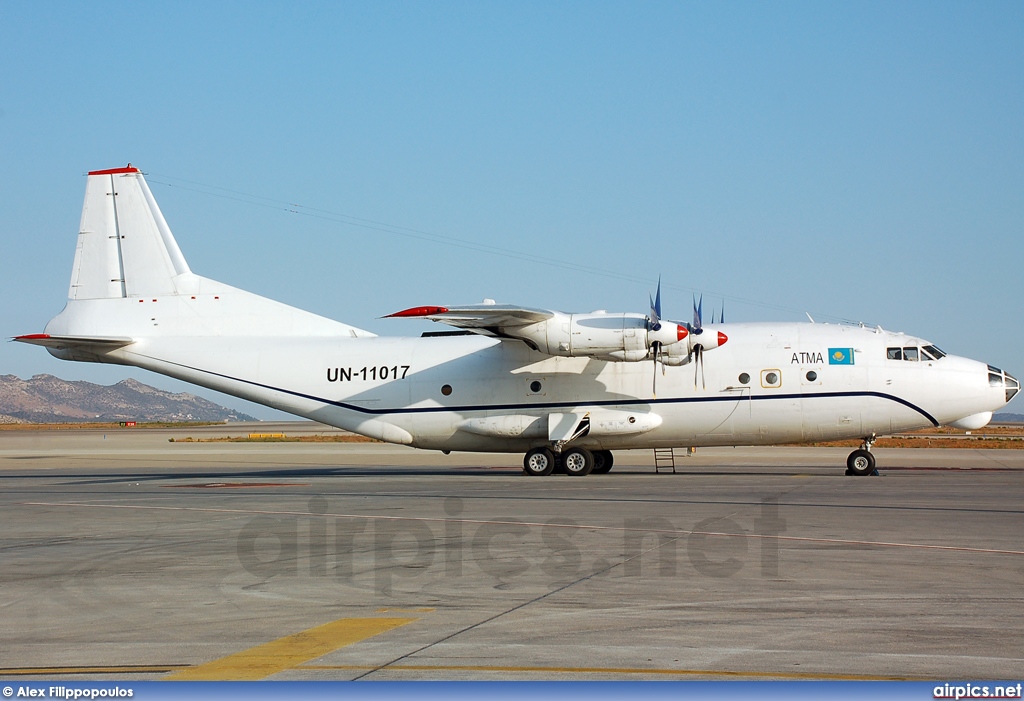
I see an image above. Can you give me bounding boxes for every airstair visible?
[653,447,695,473]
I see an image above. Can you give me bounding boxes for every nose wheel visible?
[846,435,879,476]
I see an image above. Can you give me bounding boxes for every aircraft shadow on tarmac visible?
[3,464,882,485]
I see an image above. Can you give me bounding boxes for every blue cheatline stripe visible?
[149,357,939,427]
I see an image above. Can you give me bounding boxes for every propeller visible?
[649,277,665,396]
[647,279,703,396]
[690,294,709,389]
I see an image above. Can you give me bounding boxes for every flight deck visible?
[1,424,1022,681]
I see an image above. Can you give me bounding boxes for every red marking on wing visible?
[14,334,50,340]
[385,306,449,318]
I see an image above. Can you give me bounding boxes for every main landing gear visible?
[846,435,880,476]
[523,447,614,476]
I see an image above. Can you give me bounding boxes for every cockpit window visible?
[889,345,944,362]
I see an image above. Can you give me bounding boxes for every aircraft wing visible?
[384,304,554,331]
[12,334,135,349]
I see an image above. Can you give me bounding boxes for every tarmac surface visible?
[1,422,1023,681]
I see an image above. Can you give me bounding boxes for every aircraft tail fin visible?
[38,165,374,342]
[71,166,191,300]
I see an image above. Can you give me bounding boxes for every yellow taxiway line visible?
[0,666,187,676]
[164,617,417,681]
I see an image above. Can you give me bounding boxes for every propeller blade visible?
[650,277,662,330]
[691,345,707,390]
[652,341,659,396]
[692,294,703,332]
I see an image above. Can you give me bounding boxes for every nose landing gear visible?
[847,434,879,476]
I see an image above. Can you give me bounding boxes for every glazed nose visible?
[988,365,1020,403]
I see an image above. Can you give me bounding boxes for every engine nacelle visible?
[512,312,688,362]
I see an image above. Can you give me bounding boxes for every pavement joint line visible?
[163,617,417,681]
[297,663,926,681]
[351,530,688,680]
[21,500,1024,557]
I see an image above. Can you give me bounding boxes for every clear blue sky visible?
[2,1,1022,418]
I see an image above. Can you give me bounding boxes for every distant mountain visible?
[994,413,1024,423]
[0,374,255,423]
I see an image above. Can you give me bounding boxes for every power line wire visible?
[145,171,861,324]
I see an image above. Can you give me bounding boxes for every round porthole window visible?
[765,372,779,385]
[441,384,453,396]
[530,380,542,393]
[738,373,750,384]
[806,371,818,382]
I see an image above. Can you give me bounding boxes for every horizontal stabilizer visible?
[13,333,134,350]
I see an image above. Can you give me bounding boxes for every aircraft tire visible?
[563,447,594,476]
[591,450,614,474]
[846,449,876,476]
[524,447,556,476]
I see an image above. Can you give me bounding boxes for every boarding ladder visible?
[653,447,696,473]
[654,448,676,473]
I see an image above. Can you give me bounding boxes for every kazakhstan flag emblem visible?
[828,348,854,365]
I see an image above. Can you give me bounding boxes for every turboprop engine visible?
[510,312,689,362]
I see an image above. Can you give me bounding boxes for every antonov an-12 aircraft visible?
[15,166,1020,476]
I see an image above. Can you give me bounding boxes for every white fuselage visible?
[47,302,1005,452]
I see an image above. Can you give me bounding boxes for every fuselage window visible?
[738,373,750,384]
[903,347,919,361]
[806,371,817,382]
[887,347,902,360]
